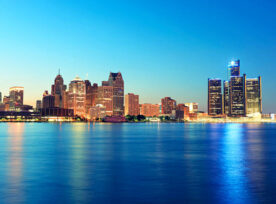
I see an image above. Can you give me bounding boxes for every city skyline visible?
[0,0,276,112]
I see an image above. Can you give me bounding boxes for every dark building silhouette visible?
[51,73,67,108]
[229,75,246,116]
[208,79,223,115]
[108,72,124,116]
[85,80,98,115]
[223,81,230,115]
[42,94,55,108]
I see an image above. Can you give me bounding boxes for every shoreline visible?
[0,120,275,124]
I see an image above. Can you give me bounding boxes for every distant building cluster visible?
[0,86,32,112]
[208,60,262,118]
[0,59,274,122]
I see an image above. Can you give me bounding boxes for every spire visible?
[58,68,61,75]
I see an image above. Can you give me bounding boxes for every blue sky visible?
[0,0,275,112]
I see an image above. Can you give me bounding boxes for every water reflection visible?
[220,123,251,203]
[69,123,89,203]
[7,123,25,203]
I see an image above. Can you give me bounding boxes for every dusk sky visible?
[0,0,275,112]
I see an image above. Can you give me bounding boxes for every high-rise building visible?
[0,92,2,103]
[9,86,24,110]
[223,81,230,115]
[229,75,246,116]
[125,93,139,116]
[161,97,176,114]
[108,72,124,116]
[85,81,98,115]
[68,76,86,117]
[96,82,113,116]
[36,100,42,110]
[51,74,67,108]
[140,104,160,117]
[208,79,223,115]
[246,77,262,115]
[228,60,240,78]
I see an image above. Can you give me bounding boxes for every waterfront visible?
[0,123,276,203]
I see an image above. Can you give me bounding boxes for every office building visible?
[125,93,139,116]
[246,77,262,115]
[89,104,106,120]
[223,81,230,115]
[51,73,67,108]
[161,97,176,114]
[229,75,246,116]
[68,76,86,117]
[96,81,113,116]
[0,92,2,103]
[36,100,42,110]
[140,104,160,117]
[9,86,24,110]
[108,72,124,116]
[42,94,55,108]
[85,81,98,114]
[208,79,223,115]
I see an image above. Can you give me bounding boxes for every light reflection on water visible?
[0,122,275,203]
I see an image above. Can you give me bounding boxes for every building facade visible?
[68,76,86,117]
[9,87,24,110]
[51,74,67,108]
[229,75,246,116]
[108,72,124,116]
[246,77,262,116]
[85,81,98,115]
[208,79,223,115]
[161,97,176,114]
[140,104,160,117]
[125,93,139,116]
[96,82,113,116]
[184,103,198,113]
[223,81,230,115]
[228,60,240,78]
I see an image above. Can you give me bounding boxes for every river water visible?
[0,122,275,203]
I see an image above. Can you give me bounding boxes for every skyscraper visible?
[208,79,223,115]
[0,92,2,104]
[85,80,98,115]
[108,72,124,116]
[96,81,113,116]
[68,76,86,117]
[125,93,139,116]
[9,86,24,110]
[51,74,67,108]
[229,75,246,116]
[223,81,230,115]
[228,59,240,78]
[246,77,262,115]
[161,97,176,114]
